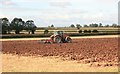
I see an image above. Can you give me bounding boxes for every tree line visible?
[48,23,119,29]
[70,23,119,29]
[0,18,37,34]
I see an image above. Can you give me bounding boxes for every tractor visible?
[39,31,72,44]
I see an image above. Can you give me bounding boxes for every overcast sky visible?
[0,0,119,27]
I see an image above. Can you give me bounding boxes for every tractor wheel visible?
[66,37,72,43]
[54,36,62,43]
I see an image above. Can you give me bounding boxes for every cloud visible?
[96,0,119,3]
[80,12,117,25]
[49,0,72,8]
[1,0,118,27]
[2,6,117,26]
[0,0,16,6]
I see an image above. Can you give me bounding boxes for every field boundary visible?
[0,35,119,41]
[1,32,120,39]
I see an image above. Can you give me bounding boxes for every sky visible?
[0,0,119,27]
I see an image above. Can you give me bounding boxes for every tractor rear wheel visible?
[54,36,62,43]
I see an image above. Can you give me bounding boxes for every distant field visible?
[9,27,119,34]
[37,27,119,30]
[36,27,119,33]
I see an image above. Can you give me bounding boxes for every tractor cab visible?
[49,30,72,43]
[53,31,63,37]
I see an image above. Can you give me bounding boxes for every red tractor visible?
[39,31,72,44]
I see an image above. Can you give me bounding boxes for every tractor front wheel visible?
[66,37,72,43]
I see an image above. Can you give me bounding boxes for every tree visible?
[44,29,49,34]
[48,26,51,28]
[111,23,118,27]
[83,30,88,33]
[94,23,98,27]
[99,23,103,27]
[25,20,37,34]
[10,18,24,34]
[84,24,88,27]
[51,24,54,27]
[117,25,120,27]
[92,30,99,33]
[104,24,110,27]
[0,18,10,34]
[78,30,82,33]
[76,24,82,29]
[89,23,98,27]
[70,24,75,28]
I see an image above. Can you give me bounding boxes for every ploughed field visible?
[2,38,119,66]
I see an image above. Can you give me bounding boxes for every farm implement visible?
[39,31,72,44]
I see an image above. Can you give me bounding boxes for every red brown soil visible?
[2,38,119,66]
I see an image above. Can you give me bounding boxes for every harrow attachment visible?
[39,39,53,44]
